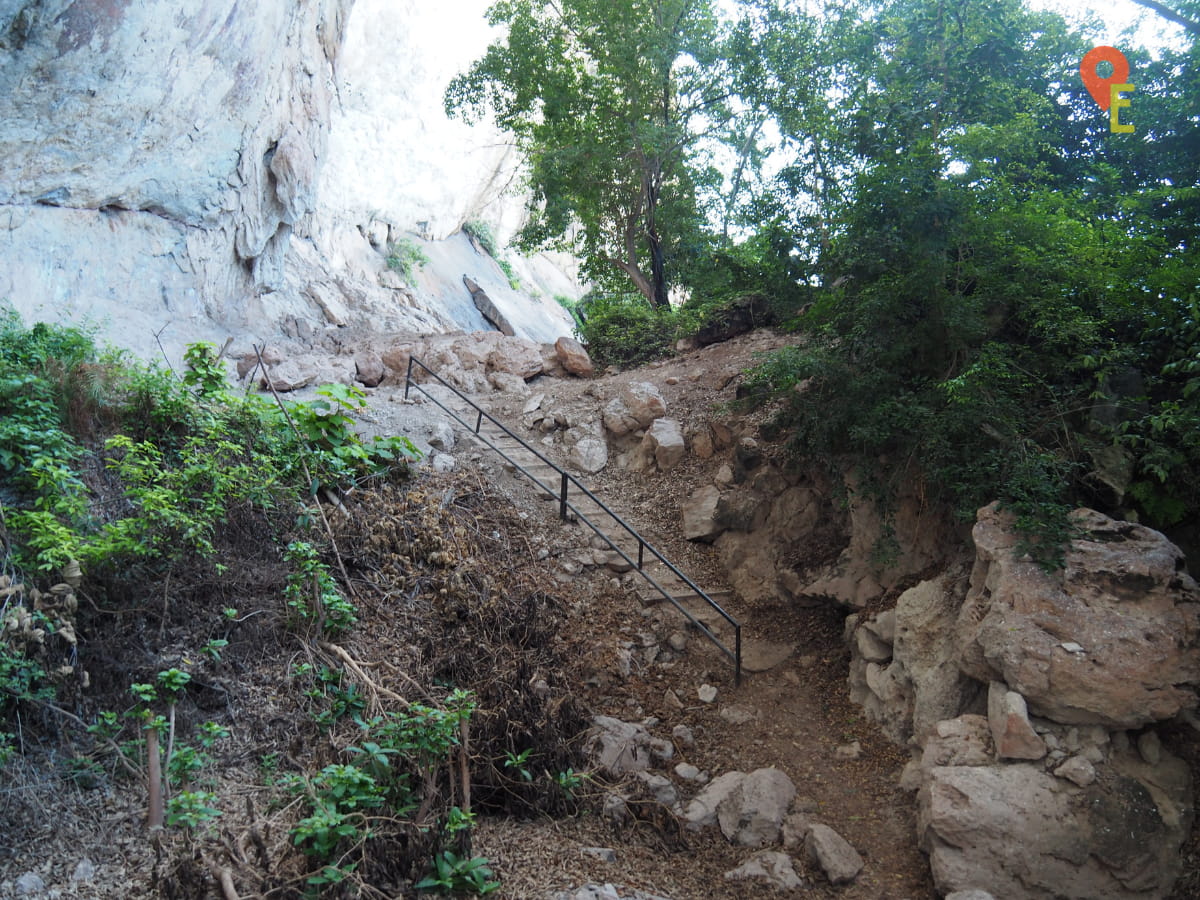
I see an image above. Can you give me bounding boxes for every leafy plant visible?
[181,342,229,399]
[575,294,676,368]
[288,383,420,486]
[415,850,501,895]
[462,220,498,257]
[284,540,357,636]
[288,763,385,858]
[502,748,532,782]
[166,790,221,830]
[387,237,431,282]
[552,767,586,797]
[497,259,520,290]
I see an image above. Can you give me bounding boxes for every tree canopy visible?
[446,0,761,307]
[450,0,1200,554]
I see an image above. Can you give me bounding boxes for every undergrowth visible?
[0,308,587,897]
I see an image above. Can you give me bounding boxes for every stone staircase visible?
[404,359,744,681]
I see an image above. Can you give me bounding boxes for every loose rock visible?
[806,823,865,885]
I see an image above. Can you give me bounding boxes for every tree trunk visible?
[648,228,669,308]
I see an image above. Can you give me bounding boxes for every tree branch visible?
[1129,0,1200,35]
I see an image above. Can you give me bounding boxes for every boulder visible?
[682,485,724,542]
[604,382,667,436]
[586,717,653,777]
[353,349,386,387]
[487,337,543,380]
[805,823,864,885]
[695,293,772,346]
[488,370,530,395]
[957,505,1200,729]
[464,275,515,336]
[570,437,609,474]
[428,422,455,451]
[539,342,568,378]
[919,716,995,774]
[724,851,805,891]
[690,426,715,459]
[987,682,1046,761]
[555,336,595,377]
[716,768,797,847]
[380,342,418,376]
[918,749,1193,899]
[633,418,685,472]
[683,771,746,832]
[258,358,313,392]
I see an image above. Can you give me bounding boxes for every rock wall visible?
[0,0,575,361]
[847,505,1200,899]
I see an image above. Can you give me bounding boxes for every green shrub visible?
[576,294,676,368]
[497,258,520,290]
[386,238,430,282]
[284,540,357,636]
[462,220,498,257]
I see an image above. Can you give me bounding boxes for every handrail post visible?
[475,409,483,434]
[559,472,568,521]
[637,540,644,570]
[735,624,743,687]
[404,356,414,400]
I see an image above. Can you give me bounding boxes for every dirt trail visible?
[365,330,935,898]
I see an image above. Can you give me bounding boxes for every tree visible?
[446,0,743,307]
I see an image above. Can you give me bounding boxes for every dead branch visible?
[318,641,408,710]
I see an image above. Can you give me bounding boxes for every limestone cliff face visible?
[0,0,573,359]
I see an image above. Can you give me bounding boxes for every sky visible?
[1028,0,1191,49]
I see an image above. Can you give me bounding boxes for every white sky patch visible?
[1027,0,1190,51]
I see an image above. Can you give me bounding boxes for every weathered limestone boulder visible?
[805,823,864,885]
[889,576,981,741]
[586,717,652,777]
[464,275,515,336]
[381,342,418,377]
[958,505,1200,729]
[603,382,667,436]
[236,344,282,379]
[570,437,609,474]
[724,851,805,891]
[488,370,530,395]
[683,771,745,831]
[354,349,386,387]
[487,337,544,380]
[682,485,724,542]
[919,716,995,774]
[682,768,798,847]
[555,336,594,377]
[987,682,1046,761]
[918,748,1193,899]
[632,418,686,473]
[258,359,314,392]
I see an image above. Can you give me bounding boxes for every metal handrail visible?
[405,355,742,684]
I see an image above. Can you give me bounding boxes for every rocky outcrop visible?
[918,749,1193,899]
[958,505,1200,729]
[848,574,984,744]
[631,419,686,473]
[1,1,577,361]
[842,506,1200,900]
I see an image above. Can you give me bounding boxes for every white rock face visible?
[0,1,576,362]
